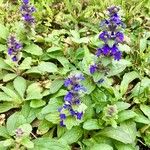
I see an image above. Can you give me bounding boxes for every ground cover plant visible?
[0,0,150,149]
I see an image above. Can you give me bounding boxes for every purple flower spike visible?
[7,35,22,62]
[96,6,125,60]
[20,0,35,26]
[89,64,98,74]
[59,74,86,127]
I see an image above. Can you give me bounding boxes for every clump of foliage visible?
[0,0,150,150]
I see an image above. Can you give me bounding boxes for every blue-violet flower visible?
[59,74,86,127]
[7,35,22,61]
[96,6,125,60]
[20,0,36,26]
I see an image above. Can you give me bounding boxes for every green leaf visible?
[49,79,64,94]
[83,119,100,130]
[120,121,137,143]
[0,44,7,52]
[59,126,83,144]
[96,126,133,144]
[118,110,137,123]
[1,139,14,147]
[0,58,12,71]
[118,44,131,53]
[131,78,150,97]
[114,141,136,150]
[108,59,131,77]
[24,44,43,56]
[82,77,96,94]
[120,71,140,95]
[93,72,105,82]
[21,137,34,149]
[26,83,42,100]
[54,89,67,98]
[90,143,113,150]
[0,102,14,113]
[47,47,61,52]
[140,38,147,52]
[6,112,26,135]
[25,66,42,74]
[37,120,53,135]
[18,123,32,136]
[18,57,32,70]
[45,112,60,124]
[57,57,70,68]
[91,88,107,102]
[64,117,80,130]
[140,105,150,120]
[20,102,40,123]
[3,73,17,82]
[57,125,67,138]
[0,126,10,138]
[13,76,26,98]
[0,92,13,101]
[30,99,46,108]
[0,85,20,100]
[41,98,63,114]
[135,113,150,124]
[31,138,70,150]
[38,62,58,73]
[116,102,131,112]
[0,24,9,39]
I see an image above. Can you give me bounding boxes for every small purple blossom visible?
[60,120,65,127]
[20,0,35,26]
[64,92,73,102]
[101,44,110,55]
[70,109,76,116]
[60,114,66,120]
[110,44,118,54]
[99,31,110,42]
[74,84,86,92]
[114,51,122,61]
[7,35,22,62]
[89,64,98,74]
[76,112,83,120]
[23,0,29,4]
[115,32,124,43]
[97,78,105,84]
[15,128,24,138]
[64,78,72,87]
